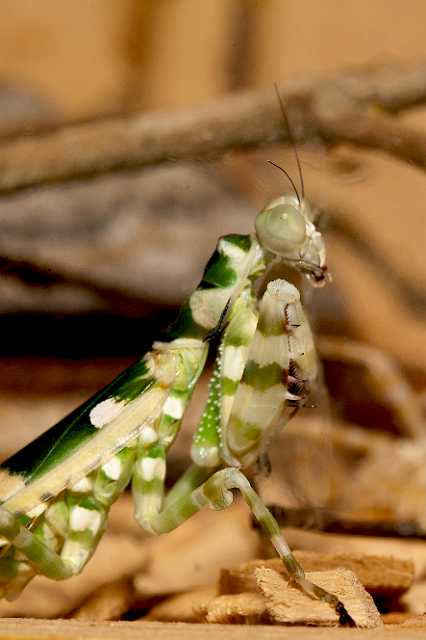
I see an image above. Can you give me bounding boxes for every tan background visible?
[0,2,424,622]
[0,1,424,115]
[0,1,424,446]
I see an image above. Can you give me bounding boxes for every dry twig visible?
[0,62,426,194]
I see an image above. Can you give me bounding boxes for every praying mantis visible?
[0,93,349,617]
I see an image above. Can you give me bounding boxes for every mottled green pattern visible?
[257,311,284,336]
[165,302,207,340]
[164,234,255,341]
[228,416,261,446]
[242,361,283,390]
[225,234,252,252]
[221,377,238,395]
[201,251,236,289]
[1,357,154,482]
[114,359,152,403]
[0,197,329,605]
[191,360,221,466]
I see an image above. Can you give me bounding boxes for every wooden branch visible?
[315,100,426,170]
[264,505,426,541]
[0,62,426,194]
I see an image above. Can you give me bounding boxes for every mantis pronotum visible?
[0,94,348,614]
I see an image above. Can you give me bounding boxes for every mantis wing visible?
[0,355,174,515]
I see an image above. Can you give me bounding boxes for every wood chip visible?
[194,592,266,624]
[71,579,136,621]
[220,552,413,599]
[282,528,426,579]
[255,567,338,627]
[255,567,383,628]
[401,580,426,614]
[382,612,415,625]
[0,532,147,618]
[401,614,426,627]
[145,587,217,622]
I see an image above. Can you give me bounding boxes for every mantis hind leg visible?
[0,506,74,599]
[133,452,301,576]
[134,460,346,614]
[0,447,135,600]
[195,468,346,612]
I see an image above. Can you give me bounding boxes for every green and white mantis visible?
[0,174,345,612]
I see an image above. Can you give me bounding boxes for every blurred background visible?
[0,0,425,491]
[0,0,424,442]
[0,0,425,620]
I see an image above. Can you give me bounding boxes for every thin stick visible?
[0,62,426,194]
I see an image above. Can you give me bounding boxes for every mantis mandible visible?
[0,92,347,616]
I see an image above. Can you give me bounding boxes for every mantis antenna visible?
[273,82,305,202]
[267,159,301,205]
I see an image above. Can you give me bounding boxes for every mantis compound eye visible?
[255,203,306,256]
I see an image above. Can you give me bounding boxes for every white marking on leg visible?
[71,477,93,493]
[223,345,248,381]
[139,458,166,482]
[102,457,122,481]
[250,333,289,368]
[139,425,158,446]
[163,395,185,420]
[89,398,125,429]
[61,539,90,572]
[70,506,102,535]
[271,534,292,558]
[190,444,220,467]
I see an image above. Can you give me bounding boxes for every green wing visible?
[0,356,171,512]
[2,358,152,482]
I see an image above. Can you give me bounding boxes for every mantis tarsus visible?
[0,162,349,615]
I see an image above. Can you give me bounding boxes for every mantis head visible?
[255,195,328,286]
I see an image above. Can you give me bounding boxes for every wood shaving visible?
[194,592,266,624]
[71,579,136,621]
[255,567,383,628]
[220,552,413,599]
[145,587,217,622]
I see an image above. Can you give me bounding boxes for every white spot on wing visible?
[89,398,125,429]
